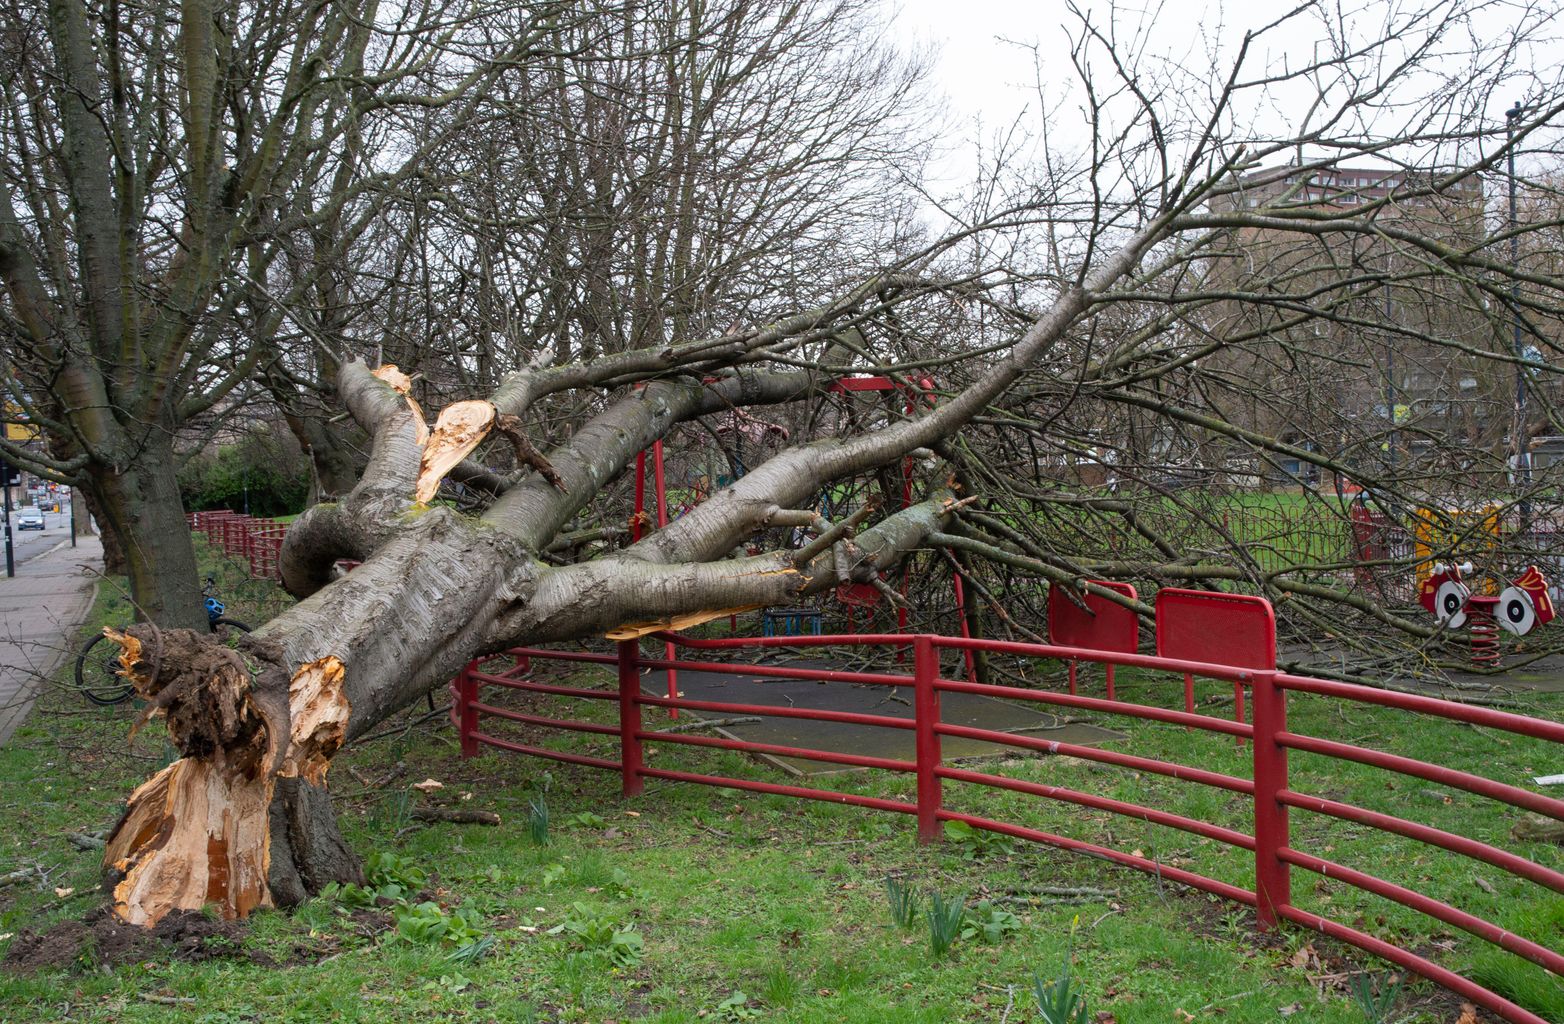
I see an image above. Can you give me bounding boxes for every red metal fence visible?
[187,510,289,581]
[452,631,1564,1023]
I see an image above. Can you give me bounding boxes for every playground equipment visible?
[1419,562,1555,665]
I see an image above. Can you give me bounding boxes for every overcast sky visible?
[885,0,1563,193]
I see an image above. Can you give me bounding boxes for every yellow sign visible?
[3,402,39,442]
[1414,505,1501,592]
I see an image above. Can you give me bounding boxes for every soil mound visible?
[2,907,247,972]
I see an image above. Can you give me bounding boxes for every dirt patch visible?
[2,906,248,973]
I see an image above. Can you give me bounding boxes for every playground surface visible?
[645,658,1127,776]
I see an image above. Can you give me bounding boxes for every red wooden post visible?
[913,635,942,843]
[457,660,480,758]
[1105,664,1116,701]
[617,639,644,797]
[1250,670,1291,928]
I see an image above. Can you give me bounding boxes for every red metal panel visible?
[1155,588,1276,669]
[617,639,644,796]
[456,660,480,758]
[1048,580,1139,653]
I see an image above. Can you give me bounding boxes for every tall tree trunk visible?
[87,436,207,630]
[71,489,95,536]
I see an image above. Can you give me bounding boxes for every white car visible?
[16,507,44,530]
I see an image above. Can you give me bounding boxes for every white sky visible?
[885,0,1564,194]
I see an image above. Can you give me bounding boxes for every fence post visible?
[1250,670,1291,928]
[617,639,644,797]
[913,634,942,843]
[456,660,480,758]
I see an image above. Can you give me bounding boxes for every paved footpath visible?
[0,534,104,744]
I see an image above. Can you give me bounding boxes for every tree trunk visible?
[87,437,207,630]
[71,488,96,536]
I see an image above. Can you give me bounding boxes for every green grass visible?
[2,537,1562,1021]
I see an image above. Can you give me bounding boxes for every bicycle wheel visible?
[75,631,135,706]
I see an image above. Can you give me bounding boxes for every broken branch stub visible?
[415,400,497,504]
[279,656,349,786]
[372,363,430,446]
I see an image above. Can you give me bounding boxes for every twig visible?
[1089,907,1122,929]
[998,983,1016,1024]
[0,865,40,888]
[651,716,762,734]
[138,994,196,1006]
[358,705,450,744]
[412,807,501,826]
[1013,885,1118,898]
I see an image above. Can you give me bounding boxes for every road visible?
[2,507,75,571]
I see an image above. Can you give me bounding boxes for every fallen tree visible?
[88,1,1564,925]
[97,242,1150,923]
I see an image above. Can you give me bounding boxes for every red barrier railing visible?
[451,630,1564,1021]
[187,511,288,582]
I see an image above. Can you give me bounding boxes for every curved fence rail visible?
[450,631,1561,1022]
[187,510,289,581]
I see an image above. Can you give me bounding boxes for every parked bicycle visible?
[75,577,251,705]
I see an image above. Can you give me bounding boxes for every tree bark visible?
[88,437,207,630]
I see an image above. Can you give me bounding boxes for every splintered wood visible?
[604,604,765,640]
[414,400,496,503]
[372,363,430,446]
[99,630,353,927]
[279,656,348,785]
[105,757,274,925]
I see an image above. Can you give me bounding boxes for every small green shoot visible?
[885,875,922,929]
[546,902,643,966]
[1348,972,1404,1023]
[714,990,761,1020]
[527,794,550,845]
[925,890,965,958]
[1034,914,1090,1024]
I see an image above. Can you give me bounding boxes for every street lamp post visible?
[1507,100,1533,530]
